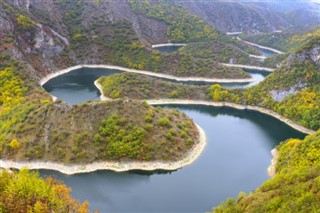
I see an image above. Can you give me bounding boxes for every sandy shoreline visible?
[145,99,315,135]
[151,43,186,48]
[237,37,285,55]
[39,64,254,86]
[249,54,267,60]
[0,124,206,175]
[267,148,278,177]
[221,63,274,72]
[94,80,109,101]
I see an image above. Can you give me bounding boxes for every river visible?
[42,67,269,104]
[41,69,305,212]
[154,43,277,57]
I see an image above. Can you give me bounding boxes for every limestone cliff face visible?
[269,42,320,101]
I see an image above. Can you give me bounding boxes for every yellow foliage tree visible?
[9,139,20,150]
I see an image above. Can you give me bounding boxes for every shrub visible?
[157,117,171,127]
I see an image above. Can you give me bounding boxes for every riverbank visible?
[237,37,285,55]
[0,123,206,175]
[94,80,109,101]
[145,99,315,135]
[221,63,274,72]
[39,64,254,86]
[249,54,267,60]
[267,148,278,177]
[151,43,186,48]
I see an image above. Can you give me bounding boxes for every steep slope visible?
[1,0,258,80]
[177,0,320,34]
[178,1,290,34]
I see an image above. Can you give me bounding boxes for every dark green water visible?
[43,68,122,104]
[154,45,182,53]
[259,48,277,57]
[41,70,305,212]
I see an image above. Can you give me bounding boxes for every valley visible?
[0,0,319,212]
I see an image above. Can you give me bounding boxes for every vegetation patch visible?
[0,169,90,212]
[97,73,207,100]
[129,0,218,42]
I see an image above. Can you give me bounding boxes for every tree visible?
[9,139,20,150]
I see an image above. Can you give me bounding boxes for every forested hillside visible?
[1,0,319,212]
[0,169,90,212]
[207,29,320,130]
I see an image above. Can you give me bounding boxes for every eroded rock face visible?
[285,45,320,67]
[310,46,320,65]
[270,83,306,102]
[0,15,14,33]
[33,24,64,57]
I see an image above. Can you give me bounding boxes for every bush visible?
[157,117,171,127]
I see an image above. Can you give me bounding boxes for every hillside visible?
[0,64,200,163]
[0,169,90,212]
[1,0,319,212]
[0,0,261,80]
[97,31,320,131]
[207,33,320,130]
[176,0,320,34]
[240,27,320,52]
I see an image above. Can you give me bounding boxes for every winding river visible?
[41,68,305,212]
[43,67,269,104]
[153,42,278,57]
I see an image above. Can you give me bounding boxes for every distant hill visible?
[176,0,320,34]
